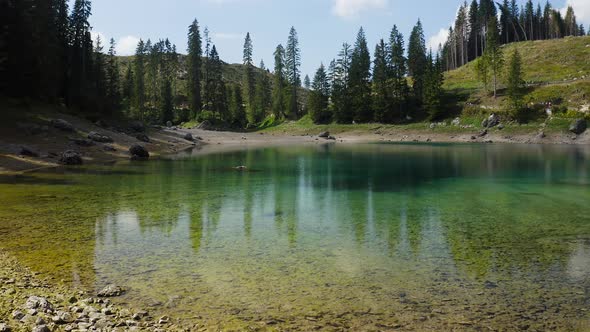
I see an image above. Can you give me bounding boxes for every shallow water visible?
[1,143,590,330]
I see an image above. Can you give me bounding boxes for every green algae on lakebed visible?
[1,143,590,330]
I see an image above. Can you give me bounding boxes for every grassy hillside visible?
[444,36,590,118]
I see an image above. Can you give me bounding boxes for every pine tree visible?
[484,18,504,98]
[133,39,147,120]
[408,20,427,107]
[506,48,525,120]
[389,25,409,120]
[308,64,330,124]
[349,27,372,123]
[271,44,286,119]
[423,52,444,120]
[332,43,353,124]
[242,32,255,122]
[106,38,121,115]
[372,39,391,123]
[285,27,301,119]
[304,75,311,89]
[187,19,202,119]
[468,0,481,60]
[229,85,247,128]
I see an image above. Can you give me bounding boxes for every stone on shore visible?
[183,133,195,142]
[58,151,83,165]
[129,145,149,160]
[20,146,39,157]
[129,121,145,132]
[98,284,126,297]
[0,323,10,332]
[88,131,113,143]
[51,119,75,132]
[136,133,150,143]
[318,131,330,138]
[482,114,500,128]
[569,119,587,135]
[25,296,53,313]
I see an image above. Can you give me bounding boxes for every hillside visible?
[444,36,590,113]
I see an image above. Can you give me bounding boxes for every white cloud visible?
[332,0,388,19]
[563,0,590,26]
[427,28,449,52]
[117,36,141,56]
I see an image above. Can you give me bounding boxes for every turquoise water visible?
[1,143,590,330]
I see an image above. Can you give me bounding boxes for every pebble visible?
[0,323,9,332]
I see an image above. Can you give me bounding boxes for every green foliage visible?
[308,64,331,124]
[187,19,203,119]
[506,48,525,120]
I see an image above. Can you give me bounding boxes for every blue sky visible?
[89,0,587,78]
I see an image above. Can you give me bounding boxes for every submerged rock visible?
[58,151,83,165]
[51,119,75,132]
[129,145,149,160]
[569,119,587,135]
[98,284,126,297]
[88,131,113,143]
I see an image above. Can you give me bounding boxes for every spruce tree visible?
[423,52,444,120]
[304,75,311,89]
[229,85,247,128]
[188,19,202,119]
[242,32,255,122]
[271,44,286,119]
[506,48,525,119]
[122,64,134,113]
[408,20,427,108]
[389,25,409,121]
[484,18,504,98]
[133,39,147,120]
[349,27,372,123]
[372,39,391,123]
[106,38,121,115]
[308,64,331,124]
[332,43,353,124]
[252,61,271,123]
[285,27,301,119]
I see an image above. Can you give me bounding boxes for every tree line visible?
[442,0,587,71]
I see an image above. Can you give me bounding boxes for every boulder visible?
[20,146,39,157]
[482,114,500,128]
[327,136,336,140]
[59,151,83,165]
[197,120,212,130]
[70,138,94,147]
[103,145,117,152]
[135,133,150,143]
[166,121,173,128]
[0,323,10,332]
[569,119,587,135]
[318,131,330,138]
[129,121,145,132]
[451,117,461,126]
[537,131,546,139]
[129,145,149,160]
[183,133,194,142]
[25,296,53,313]
[97,284,126,297]
[51,119,75,132]
[88,131,113,143]
[478,129,488,137]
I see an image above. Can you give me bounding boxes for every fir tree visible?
[408,20,427,107]
[229,85,247,128]
[389,25,409,120]
[242,32,255,122]
[285,27,301,119]
[372,39,391,123]
[332,43,353,124]
[122,64,134,113]
[106,38,121,115]
[271,44,286,119]
[187,19,202,119]
[423,52,444,120]
[304,75,311,89]
[133,39,147,120]
[506,48,525,119]
[252,60,271,123]
[308,64,331,124]
[349,27,372,123]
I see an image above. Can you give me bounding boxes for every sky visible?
[88,0,589,79]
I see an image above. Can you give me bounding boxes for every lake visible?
[1,143,590,330]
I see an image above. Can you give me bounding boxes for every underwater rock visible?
[98,284,126,297]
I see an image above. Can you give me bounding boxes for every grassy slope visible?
[263,36,589,135]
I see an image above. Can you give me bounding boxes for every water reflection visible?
[1,143,590,328]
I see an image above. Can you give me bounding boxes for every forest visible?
[1,0,587,128]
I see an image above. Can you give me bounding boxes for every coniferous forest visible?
[1,0,586,127]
